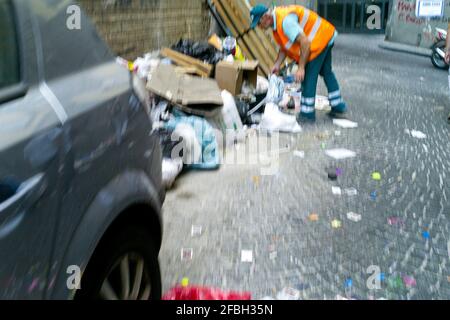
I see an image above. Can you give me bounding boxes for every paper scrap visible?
[293,150,305,158]
[276,287,300,300]
[332,219,342,229]
[409,130,427,139]
[325,149,357,160]
[181,248,193,261]
[332,187,342,195]
[344,188,358,196]
[241,250,253,263]
[315,95,331,111]
[333,119,358,129]
[191,225,203,237]
[347,212,362,222]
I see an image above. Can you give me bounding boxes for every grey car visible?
[0,0,164,300]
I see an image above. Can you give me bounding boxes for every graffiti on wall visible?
[388,0,450,46]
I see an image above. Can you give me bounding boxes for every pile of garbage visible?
[117,34,304,190]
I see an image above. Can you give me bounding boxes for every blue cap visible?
[250,4,269,29]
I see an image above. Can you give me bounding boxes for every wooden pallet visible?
[211,0,281,77]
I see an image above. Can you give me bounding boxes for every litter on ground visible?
[325,149,357,160]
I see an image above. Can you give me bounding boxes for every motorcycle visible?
[431,27,449,70]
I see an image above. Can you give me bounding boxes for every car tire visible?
[75,224,161,300]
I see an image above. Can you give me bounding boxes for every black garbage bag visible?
[171,39,226,65]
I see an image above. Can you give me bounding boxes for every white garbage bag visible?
[260,103,302,133]
[256,76,269,95]
[209,90,245,147]
[162,158,183,189]
[266,75,285,104]
[134,53,160,80]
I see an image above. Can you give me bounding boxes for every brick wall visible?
[78,0,211,60]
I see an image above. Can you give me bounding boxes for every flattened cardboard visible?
[147,64,223,107]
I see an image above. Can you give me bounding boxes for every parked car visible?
[0,0,164,300]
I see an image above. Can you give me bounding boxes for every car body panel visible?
[0,0,164,299]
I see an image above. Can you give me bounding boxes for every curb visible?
[379,40,432,57]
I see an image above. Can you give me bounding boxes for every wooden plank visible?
[160,48,212,77]
[213,1,255,61]
[212,0,239,36]
[243,33,271,75]
[233,0,278,61]
[160,49,208,78]
[212,0,255,62]
[219,0,270,76]
[161,48,212,75]
[243,0,295,66]
[223,0,274,69]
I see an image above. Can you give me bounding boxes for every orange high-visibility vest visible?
[272,5,335,62]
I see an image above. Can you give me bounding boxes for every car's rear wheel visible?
[76,225,161,300]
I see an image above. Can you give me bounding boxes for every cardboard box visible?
[215,60,259,96]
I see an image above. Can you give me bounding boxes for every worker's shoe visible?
[331,102,347,114]
[297,112,316,124]
[328,102,348,119]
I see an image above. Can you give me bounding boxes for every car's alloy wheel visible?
[100,253,151,300]
[75,224,161,301]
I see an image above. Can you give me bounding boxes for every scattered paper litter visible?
[344,188,358,196]
[241,250,253,263]
[191,225,202,237]
[332,187,342,195]
[333,119,358,129]
[315,95,331,111]
[293,150,305,158]
[347,212,362,222]
[181,248,193,261]
[410,130,427,139]
[276,287,300,300]
[325,148,357,160]
[331,219,342,229]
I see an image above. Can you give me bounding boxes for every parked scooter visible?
[431,27,449,70]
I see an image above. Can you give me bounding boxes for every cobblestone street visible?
[159,34,450,300]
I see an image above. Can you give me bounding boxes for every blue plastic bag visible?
[164,109,220,170]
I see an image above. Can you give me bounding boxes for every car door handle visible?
[0,173,45,213]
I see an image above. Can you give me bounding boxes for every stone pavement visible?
[159,34,450,300]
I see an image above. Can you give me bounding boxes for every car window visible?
[0,0,20,90]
